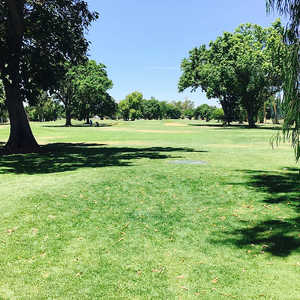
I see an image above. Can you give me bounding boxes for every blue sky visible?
[86,0,281,106]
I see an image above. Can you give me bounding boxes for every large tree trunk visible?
[220,97,236,126]
[4,84,39,153]
[2,0,39,153]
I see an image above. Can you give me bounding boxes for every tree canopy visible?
[179,21,286,128]
[142,97,161,120]
[67,60,114,123]
[0,0,98,153]
[118,91,143,121]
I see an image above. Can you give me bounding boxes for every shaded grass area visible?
[188,123,282,131]
[0,143,205,174]
[0,120,299,299]
[221,168,300,257]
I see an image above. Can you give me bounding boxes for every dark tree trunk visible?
[220,97,236,126]
[247,109,256,128]
[65,105,72,126]
[2,0,39,153]
[56,93,72,127]
[86,110,90,124]
[4,84,39,153]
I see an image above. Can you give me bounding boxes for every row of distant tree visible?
[0,75,283,125]
[118,93,220,121]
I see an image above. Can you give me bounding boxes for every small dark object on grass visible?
[95,122,99,127]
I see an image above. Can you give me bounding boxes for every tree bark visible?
[4,84,39,153]
[220,97,236,125]
[55,92,72,126]
[247,109,256,128]
[272,101,279,124]
[65,105,72,126]
[2,0,39,153]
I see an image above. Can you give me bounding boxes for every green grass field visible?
[0,119,299,299]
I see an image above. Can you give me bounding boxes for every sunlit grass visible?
[0,120,299,299]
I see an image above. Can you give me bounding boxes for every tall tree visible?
[54,64,76,126]
[142,97,161,120]
[231,22,285,127]
[178,42,240,125]
[179,22,285,127]
[69,60,114,123]
[0,1,98,153]
[118,91,143,121]
[267,0,300,160]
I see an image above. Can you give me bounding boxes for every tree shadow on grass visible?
[0,143,206,175]
[214,168,300,257]
[189,123,281,130]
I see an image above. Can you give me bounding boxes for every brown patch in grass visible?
[136,129,193,134]
[164,123,187,127]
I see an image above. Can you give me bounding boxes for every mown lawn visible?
[0,119,299,299]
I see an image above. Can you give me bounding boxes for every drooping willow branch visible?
[267,0,300,161]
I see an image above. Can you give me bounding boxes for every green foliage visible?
[142,97,161,120]
[212,108,225,122]
[179,21,286,128]
[194,104,215,122]
[118,97,195,120]
[267,0,299,36]
[179,43,238,125]
[118,99,130,121]
[0,1,99,104]
[170,99,195,119]
[280,42,300,160]
[183,108,194,120]
[54,60,115,125]
[165,103,182,119]
[267,1,300,161]
[69,60,114,122]
[0,0,98,151]
[172,99,194,112]
[118,91,143,121]
[26,91,64,122]
[158,101,169,119]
